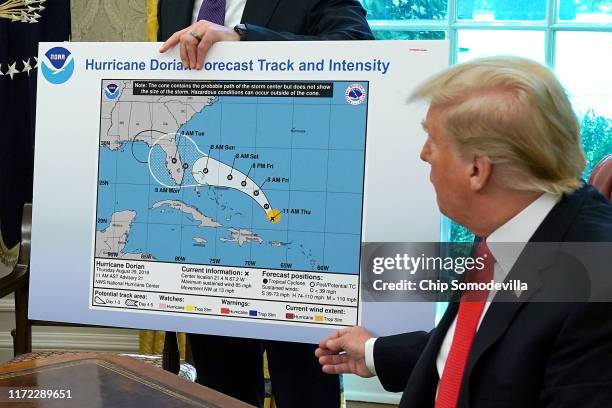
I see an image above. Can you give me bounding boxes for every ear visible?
[469,155,492,191]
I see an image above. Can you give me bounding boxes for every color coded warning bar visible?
[314,315,324,322]
[249,310,258,317]
[221,308,230,314]
[285,313,295,319]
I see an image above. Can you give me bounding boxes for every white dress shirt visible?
[365,193,560,383]
[192,0,247,27]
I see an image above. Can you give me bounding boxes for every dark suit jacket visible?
[374,184,612,408]
[157,0,374,41]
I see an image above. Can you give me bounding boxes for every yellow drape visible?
[146,0,159,41]
[139,331,187,359]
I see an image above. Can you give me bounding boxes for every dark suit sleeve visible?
[157,0,194,41]
[540,302,612,407]
[373,331,431,392]
[245,0,374,41]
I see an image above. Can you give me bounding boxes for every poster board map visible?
[31,41,447,344]
[92,79,367,327]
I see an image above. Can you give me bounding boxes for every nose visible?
[420,141,430,163]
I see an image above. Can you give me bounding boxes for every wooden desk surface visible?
[0,353,254,408]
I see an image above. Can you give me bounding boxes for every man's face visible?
[419,107,472,222]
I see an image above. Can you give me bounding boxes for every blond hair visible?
[412,56,585,195]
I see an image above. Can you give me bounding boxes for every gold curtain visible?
[146,0,158,41]
[139,331,187,359]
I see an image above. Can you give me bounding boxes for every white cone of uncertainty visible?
[148,132,281,224]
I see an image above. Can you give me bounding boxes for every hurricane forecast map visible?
[92,79,368,327]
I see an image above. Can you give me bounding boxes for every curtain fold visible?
[70,0,147,41]
[146,0,158,41]
[139,331,187,359]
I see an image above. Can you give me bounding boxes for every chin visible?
[438,205,459,225]
[434,197,445,214]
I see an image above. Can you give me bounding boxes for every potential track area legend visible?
[91,259,358,326]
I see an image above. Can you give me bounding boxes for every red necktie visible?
[435,240,494,408]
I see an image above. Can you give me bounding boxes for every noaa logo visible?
[104,83,121,101]
[41,47,74,85]
[345,84,366,105]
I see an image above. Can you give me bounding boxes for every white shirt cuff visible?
[365,337,378,376]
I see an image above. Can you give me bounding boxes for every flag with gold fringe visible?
[0,0,70,275]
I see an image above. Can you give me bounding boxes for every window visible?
[362,0,612,242]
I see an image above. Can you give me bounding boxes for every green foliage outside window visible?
[450,223,476,242]
[459,0,574,20]
[373,30,445,40]
[581,110,612,178]
[360,0,610,21]
[361,0,447,20]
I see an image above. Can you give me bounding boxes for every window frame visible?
[368,0,612,243]
[368,0,612,68]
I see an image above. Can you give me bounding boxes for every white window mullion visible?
[545,0,559,68]
[551,23,612,32]
[367,0,612,69]
[448,0,458,65]
[451,22,548,30]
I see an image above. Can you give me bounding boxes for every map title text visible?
[85,58,391,75]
